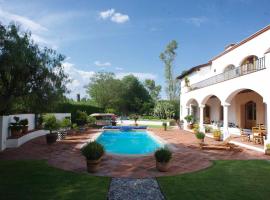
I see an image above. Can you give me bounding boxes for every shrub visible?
[154,148,172,163]
[213,129,221,137]
[61,117,71,129]
[43,114,60,134]
[266,144,270,150]
[184,115,194,123]
[55,102,103,122]
[196,132,205,139]
[87,116,96,126]
[9,116,22,131]
[105,108,116,114]
[193,123,200,133]
[19,119,28,126]
[162,122,167,131]
[72,123,79,131]
[81,141,105,160]
[76,110,88,126]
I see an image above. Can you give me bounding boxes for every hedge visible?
[56,102,104,122]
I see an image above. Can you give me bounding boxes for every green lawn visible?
[158,160,270,200]
[0,160,110,200]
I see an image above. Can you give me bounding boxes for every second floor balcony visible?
[189,56,266,91]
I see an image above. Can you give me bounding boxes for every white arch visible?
[225,88,264,104]
[239,55,259,66]
[201,94,222,105]
[185,98,199,107]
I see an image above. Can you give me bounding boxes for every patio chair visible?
[240,129,250,142]
[252,127,264,144]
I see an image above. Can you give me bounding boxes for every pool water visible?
[96,130,163,155]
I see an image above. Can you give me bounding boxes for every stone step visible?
[108,178,165,200]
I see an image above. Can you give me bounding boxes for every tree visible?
[144,79,161,102]
[160,40,179,101]
[86,72,123,111]
[0,23,68,115]
[86,73,153,115]
[153,100,175,119]
[120,75,153,115]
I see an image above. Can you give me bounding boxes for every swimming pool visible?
[95,130,163,155]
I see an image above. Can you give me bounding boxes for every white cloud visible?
[99,8,129,24]
[111,12,129,24]
[63,62,95,99]
[116,72,157,80]
[0,8,47,32]
[115,67,123,71]
[182,16,208,27]
[0,8,57,48]
[99,8,115,19]
[94,61,112,67]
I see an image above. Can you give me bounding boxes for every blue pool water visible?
[96,130,163,155]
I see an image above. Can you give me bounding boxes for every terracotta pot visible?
[265,149,270,155]
[188,124,193,129]
[156,161,170,172]
[22,126,28,135]
[86,157,102,173]
[214,136,220,141]
[198,138,204,144]
[46,133,58,144]
[11,129,21,138]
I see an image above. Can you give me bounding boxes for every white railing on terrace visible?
[190,57,266,91]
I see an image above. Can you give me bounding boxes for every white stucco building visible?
[178,24,270,149]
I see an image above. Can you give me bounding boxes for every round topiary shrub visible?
[154,147,172,163]
[196,132,205,140]
[81,141,105,161]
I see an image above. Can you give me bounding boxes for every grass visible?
[157,160,270,200]
[0,160,110,200]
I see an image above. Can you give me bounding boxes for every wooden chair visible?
[240,129,250,142]
[252,127,264,144]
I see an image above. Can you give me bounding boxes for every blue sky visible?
[0,0,269,99]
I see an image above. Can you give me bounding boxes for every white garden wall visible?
[0,113,71,151]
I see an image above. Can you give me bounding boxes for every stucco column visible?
[199,105,205,132]
[183,106,189,130]
[264,103,270,149]
[0,116,9,151]
[222,104,230,140]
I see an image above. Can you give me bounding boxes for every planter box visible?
[6,130,48,148]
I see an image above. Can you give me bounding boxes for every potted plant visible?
[213,129,221,141]
[76,110,88,127]
[81,141,105,173]
[162,122,167,131]
[154,147,172,172]
[9,116,22,138]
[129,114,139,126]
[265,144,270,155]
[196,132,205,145]
[192,123,200,134]
[184,115,194,129]
[43,114,60,144]
[20,119,29,134]
[59,117,71,139]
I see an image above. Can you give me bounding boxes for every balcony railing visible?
[190,56,266,91]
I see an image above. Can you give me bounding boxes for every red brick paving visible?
[0,127,269,178]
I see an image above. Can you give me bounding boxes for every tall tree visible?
[0,23,68,114]
[120,75,153,114]
[86,72,123,110]
[143,79,161,102]
[159,40,179,101]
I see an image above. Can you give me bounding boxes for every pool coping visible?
[81,129,177,158]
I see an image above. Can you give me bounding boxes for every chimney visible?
[77,94,80,102]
